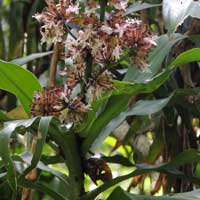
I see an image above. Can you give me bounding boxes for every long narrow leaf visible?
[11,51,53,66]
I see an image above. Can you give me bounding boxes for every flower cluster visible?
[32,0,156,121]
[31,86,89,121]
[34,0,79,43]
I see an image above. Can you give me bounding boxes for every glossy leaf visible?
[163,0,200,33]
[170,48,200,68]
[0,60,41,114]
[85,96,172,154]
[81,69,172,155]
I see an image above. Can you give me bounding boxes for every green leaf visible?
[19,178,67,200]
[13,152,70,188]
[84,96,172,154]
[0,60,41,114]
[0,118,39,192]
[77,92,112,137]
[107,187,200,200]
[23,116,53,175]
[126,96,172,116]
[125,1,162,16]
[102,155,134,167]
[170,48,200,68]
[148,128,164,163]
[0,110,11,122]
[81,68,173,155]
[163,0,200,33]
[124,34,187,83]
[10,51,53,66]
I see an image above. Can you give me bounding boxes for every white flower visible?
[144,37,157,46]
[114,1,128,10]
[101,25,113,35]
[112,45,122,61]
[66,5,79,14]
[114,23,127,37]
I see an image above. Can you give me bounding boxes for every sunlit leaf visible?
[170,48,200,68]
[0,60,41,114]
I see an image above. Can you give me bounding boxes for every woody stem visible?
[49,43,59,87]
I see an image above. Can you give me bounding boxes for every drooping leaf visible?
[23,116,53,175]
[10,51,53,66]
[81,47,200,155]
[0,118,39,192]
[163,0,200,33]
[170,48,200,68]
[107,187,200,200]
[0,60,41,114]
[83,96,172,154]
[81,69,173,155]
[125,1,162,16]
[19,178,67,200]
[13,152,70,188]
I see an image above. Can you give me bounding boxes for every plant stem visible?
[49,43,59,87]
[99,0,107,21]
[49,124,84,200]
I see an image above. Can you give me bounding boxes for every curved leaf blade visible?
[11,51,53,66]
[163,0,200,33]
[0,118,39,192]
[0,60,41,114]
[170,48,200,68]
[23,116,53,175]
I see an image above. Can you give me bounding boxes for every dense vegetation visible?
[0,0,200,200]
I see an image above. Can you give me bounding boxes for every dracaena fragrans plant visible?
[29,0,155,197]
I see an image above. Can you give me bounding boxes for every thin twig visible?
[49,43,59,87]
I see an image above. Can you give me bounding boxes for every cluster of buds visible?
[31,0,156,121]
[31,87,89,121]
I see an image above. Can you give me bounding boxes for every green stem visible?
[49,124,84,200]
[99,0,107,21]
[81,52,93,94]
